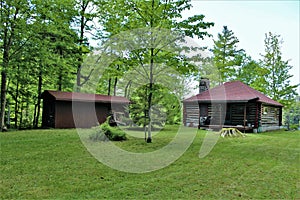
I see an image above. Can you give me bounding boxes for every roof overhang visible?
[260,102,284,107]
[183,97,259,104]
[42,90,130,104]
[56,98,130,104]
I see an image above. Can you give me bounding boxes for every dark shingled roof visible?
[184,81,283,107]
[42,90,130,103]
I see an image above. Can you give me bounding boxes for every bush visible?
[89,126,108,142]
[290,124,299,130]
[89,118,127,141]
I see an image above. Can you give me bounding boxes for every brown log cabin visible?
[41,90,129,128]
[183,80,283,132]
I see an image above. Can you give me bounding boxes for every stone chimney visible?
[199,78,210,94]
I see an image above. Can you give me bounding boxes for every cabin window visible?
[261,105,279,125]
[263,107,269,115]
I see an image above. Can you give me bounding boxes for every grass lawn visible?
[1,127,299,199]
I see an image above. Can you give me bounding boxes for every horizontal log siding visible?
[184,101,281,129]
[261,104,280,126]
[230,103,257,126]
[204,103,257,126]
[184,103,199,127]
[207,103,226,125]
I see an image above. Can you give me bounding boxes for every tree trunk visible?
[147,85,153,143]
[25,100,29,128]
[1,2,19,131]
[34,71,42,128]
[76,1,88,92]
[0,71,7,131]
[147,47,154,143]
[58,47,63,91]
[113,77,118,96]
[14,82,19,129]
[19,102,23,129]
[58,72,62,91]
[108,78,111,95]
[1,33,9,131]
[76,66,81,92]
[113,65,120,96]
[146,0,155,143]
[7,99,10,128]
[33,104,37,128]
[77,44,83,92]
[144,124,147,142]
[124,80,132,98]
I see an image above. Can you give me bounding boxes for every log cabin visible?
[41,90,129,128]
[183,80,283,132]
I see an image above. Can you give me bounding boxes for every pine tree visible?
[212,26,244,84]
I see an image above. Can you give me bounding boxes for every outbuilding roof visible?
[42,90,130,103]
[183,81,283,107]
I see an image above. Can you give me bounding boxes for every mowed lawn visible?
[0,127,299,199]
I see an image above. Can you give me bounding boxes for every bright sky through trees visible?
[187,0,299,93]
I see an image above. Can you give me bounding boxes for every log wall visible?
[261,104,280,126]
[183,103,199,127]
[229,103,257,127]
[183,100,282,131]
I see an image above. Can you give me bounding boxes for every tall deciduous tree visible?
[30,0,79,127]
[74,0,99,92]
[260,32,298,106]
[236,52,269,93]
[0,0,33,130]
[212,26,244,84]
[1,0,81,129]
[96,0,214,142]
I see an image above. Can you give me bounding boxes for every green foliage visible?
[260,32,298,106]
[235,32,298,108]
[129,83,181,127]
[212,26,244,83]
[284,98,300,130]
[89,126,108,141]
[0,0,35,129]
[289,124,299,130]
[95,0,214,141]
[193,56,220,88]
[0,0,90,129]
[1,0,214,133]
[89,117,127,141]
[100,119,127,141]
[236,53,269,93]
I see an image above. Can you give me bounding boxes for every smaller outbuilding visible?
[183,81,283,132]
[41,90,130,128]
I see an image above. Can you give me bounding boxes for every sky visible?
[185,0,300,93]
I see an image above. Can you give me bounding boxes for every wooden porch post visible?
[255,103,258,128]
[279,107,282,126]
[198,102,201,129]
[243,103,247,132]
[219,104,222,127]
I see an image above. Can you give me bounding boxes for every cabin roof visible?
[42,90,130,103]
[183,81,283,107]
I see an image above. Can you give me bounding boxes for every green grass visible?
[1,127,299,199]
